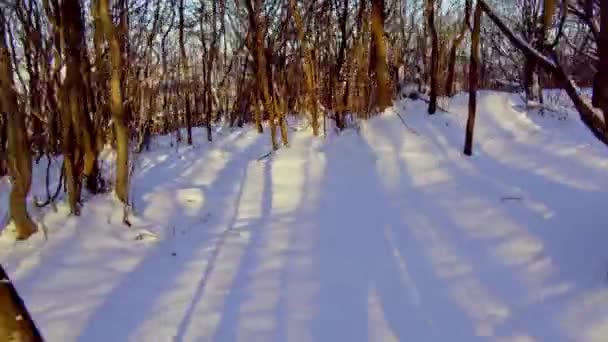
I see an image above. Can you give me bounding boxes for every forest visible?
[1,0,607,340]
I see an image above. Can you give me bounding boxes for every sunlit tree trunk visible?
[289,0,319,136]
[354,0,368,115]
[464,3,481,156]
[370,0,393,111]
[99,0,130,204]
[1,10,37,239]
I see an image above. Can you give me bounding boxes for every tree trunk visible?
[245,0,279,149]
[370,0,392,111]
[464,3,481,156]
[0,264,43,341]
[595,0,608,132]
[445,0,470,97]
[333,0,349,130]
[426,0,439,114]
[523,52,543,104]
[0,11,37,240]
[206,0,218,143]
[99,0,130,204]
[61,0,100,202]
[179,0,193,145]
[0,113,6,177]
[289,0,320,136]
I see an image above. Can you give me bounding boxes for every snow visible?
[2,91,608,341]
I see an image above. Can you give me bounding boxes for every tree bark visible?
[245,0,279,149]
[370,0,393,111]
[333,0,349,130]
[61,0,100,205]
[426,0,439,113]
[0,264,43,341]
[99,0,130,204]
[0,10,37,239]
[464,3,481,156]
[0,113,6,177]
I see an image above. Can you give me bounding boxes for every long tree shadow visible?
[173,148,258,341]
[207,133,318,341]
[380,103,608,340]
[307,132,473,341]
[209,156,276,341]
[75,130,268,341]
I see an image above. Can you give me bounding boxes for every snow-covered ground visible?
[2,90,608,341]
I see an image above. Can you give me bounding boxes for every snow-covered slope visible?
[2,91,608,341]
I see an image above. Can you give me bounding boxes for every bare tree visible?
[0,9,37,239]
[99,0,130,204]
[445,0,471,97]
[289,0,320,136]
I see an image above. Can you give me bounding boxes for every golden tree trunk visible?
[99,0,129,203]
[370,0,392,111]
[0,12,37,240]
[289,0,319,136]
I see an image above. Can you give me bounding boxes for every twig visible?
[500,196,523,202]
[35,162,64,208]
[395,111,420,135]
[257,151,272,161]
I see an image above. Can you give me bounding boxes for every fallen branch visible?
[478,0,608,146]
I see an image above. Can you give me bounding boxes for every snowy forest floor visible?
[2,90,608,341]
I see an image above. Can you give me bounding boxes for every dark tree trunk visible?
[464,3,482,156]
[0,264,43,341]
[427,0,439,113]
[595,0,608,131]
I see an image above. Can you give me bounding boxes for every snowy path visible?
[2,92,608,341]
